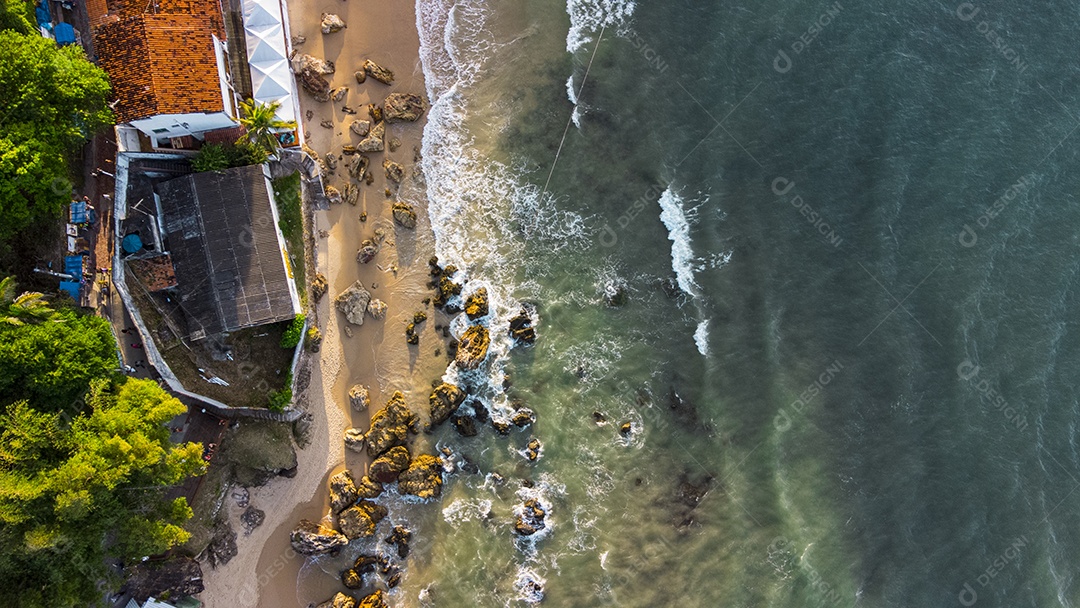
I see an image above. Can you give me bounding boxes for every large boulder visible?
[329,471,359,514]
[316,592,356,608]
[369,445,411,482]
[383,159,405,183]
[343,428,365,453]
[335,281,372,325]
[348,384,371,411]
[392,202,417,229]
[428,382,466,428]
[455,325,490,369]
[383,93,426,122]
[312,273,328,301]
[338,500,388,540]
[291,520,348,555]
[397,454,443,499]
[366,299,387,320]
[363,60,395,85]
[354,475,384,499]
[321,13,346,34]
[299,68,331,102]
[350,119,371,137]
[357,121,385,152]
[290,52,334,75]
[358,590,388,608]
[509,310,536,344]
[465,287,489,320]
[366,392,419,457]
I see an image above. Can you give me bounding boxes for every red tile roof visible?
[94,13,226,123]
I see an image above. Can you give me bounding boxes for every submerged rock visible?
[321,13,346,34]
[455,325,490,370]
[397,454,444,499]
[383,159,405,183]
[291,520,348,555]
[343,428,365,453]
[335,281,372,325]
[428,382,466,428]
[383,92,426,122]
[452,414,478,437]
[465,287,489,320]
[369,445,411,482]
[363,60,395,84]
[366,391,419,457]
[357,121,384,152]
[329,471,358,514]
[338,500,388,540]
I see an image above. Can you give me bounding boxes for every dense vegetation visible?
[190,141,268,172]
[0,278,205,607]
[0,2,113,273]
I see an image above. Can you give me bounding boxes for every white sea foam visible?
[658,187,699,296]
[442,498,495,528]
[566,0,637,53]
[694,319,710,357]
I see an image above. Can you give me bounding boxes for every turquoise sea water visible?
[372,1,1080,606]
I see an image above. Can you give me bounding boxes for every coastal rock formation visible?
[357,121,384,152]
[367,103,384,123]
[331,86,349,102]
[604,280,628,307]
[509,310,536,344]
[312,273,328,301]
[514,499,546,536]
[363,60,395,84]
[397,454,443,499]
[350,119,371,137]
[342,568,364,589]
[299,68,331,101]
[366,391,419,457]
[428,382,466,428]
[619,421,632,436]
[455,325,491,369]
[392,202,417,229]
[383,93,426,122]
[343,428,365,453]
[383,159,405,183]
[325,184,342,204]
[358,590,388,608]
[465,287,489,320]
[354,69,366,84]
[207,521,238,567]
[452,414,478,437]
[291,52,334,75]
[342,182,359,206]
[329,470,359,513]
[512,407,535,428]
[362,299,385,321]
[321,13,346,34]
[354,475,384,499]
[524,437,542,462]
[316,592,356,608]
[291,520,348,555]
[335,281,372,325]
[348,153,369,180]
[348,384,371,411]
[240,506,265,534]
[386,525,412,558]
[338,500,388,540]
[369,445,411,482]
[357,239,378,263]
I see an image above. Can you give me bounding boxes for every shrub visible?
[280,313,305,349]
[192,141,269,173]
[267,372,293,412]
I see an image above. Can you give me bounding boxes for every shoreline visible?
[197,0,443,604]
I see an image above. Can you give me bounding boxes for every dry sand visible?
[197,0,449,605]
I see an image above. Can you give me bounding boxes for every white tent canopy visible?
[242,0,296,124]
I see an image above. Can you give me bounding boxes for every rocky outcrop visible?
[331,86,349,102]
[524,437,542,462]
[366,299,387,319]
[383,159,405,183]
[299,68,331,101]
[357,239,378,263]
[428,382,466,428]
[514,499,546,536]
[391,202,417,229]
[452,414,478,437]
[455,325,490,369]
[511,407,535,428]
[290,52,334,75]
[369,445,411,482]
[354,475,384,499]
[357,121,384,152]
[465,287,489,320]
[348,384,371,411]
[335,281,372,325]
[316,592,356,608]
[383,93,426,122]
[367,104,384,123]
[325,184,342,204]
[509,310,536,344]
[366,391,419,457]
[350,119,371,137]
[312,273,328,301]
[385,525,412,558]
[291,520,348,555]
[206,521,237,568]
[329,471,359,514]
[321,13,346,34]
[358,590,388,608]
[338,500,388,540]
[342,568,364,589]
[397,454,443,499]
[343,428,365,453]
[363,60,394,84]
[240,506,265,534]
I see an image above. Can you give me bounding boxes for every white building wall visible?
[129,112,239,146]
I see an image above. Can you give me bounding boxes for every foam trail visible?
[566,0,637,52]
[658,187,698,296]
[694,319,710,356]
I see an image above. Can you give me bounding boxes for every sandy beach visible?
[197,0,446,605]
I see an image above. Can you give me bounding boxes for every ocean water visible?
[387,1,1080,606]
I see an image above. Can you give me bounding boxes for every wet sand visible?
[197,0,448,605]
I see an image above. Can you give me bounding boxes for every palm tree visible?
[0,276,56,326]
[237,99,297,155]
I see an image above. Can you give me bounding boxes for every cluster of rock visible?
[514,499,547,536]
[316,590,386,608]
[334,281,387,326]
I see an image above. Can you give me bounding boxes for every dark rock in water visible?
[316,592,356,608]
[240,506,265,534]
[369,445,411,482]
[363,60,395,84]
[387,570,402,588]
[619,421,633,436]
[470,400,489,423]
[671,472,715,529]
[452,414,478,437]
[465,287,489,320]
[358,589,388,608]
[455,325,490,369]
[392,202,417,228]
[207,521,238,567]
[429,382,466,428]
[291,519,348,555]
[593,411,607,424]
[353,554,378,574]
[366,391,419,457]
[354,475,384,499]
[329,471,359,514]
[508,310,536,344]
[667,387,710,432]
[341,568,364,589]
[603,280,628,308]
[511,407,535,428]
[492,419,512,436]
[514,498,547,536]
[524,437,542,462]
[383,92,426,122]
[460,454,481,474]
[397,454,444,499]
[338,500,388,540]
[386,525,412,558]
[660,277,680,299]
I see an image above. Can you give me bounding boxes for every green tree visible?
[0,378,205,608]
[237,99,296,155]
[0,275,55,325]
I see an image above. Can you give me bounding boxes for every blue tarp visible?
[64,255,83,278]
[58,281,80,301]
[54,23,75,45]
[70,201,87,223]
[34,3,51,30]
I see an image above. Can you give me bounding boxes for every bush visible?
[268,373,293,412]
[279,313,305,349]
[191,141,269,173]
[191,143,229,172]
